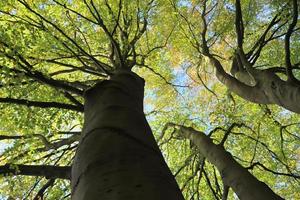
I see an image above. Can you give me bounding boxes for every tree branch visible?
[0,164,71,179]
[235,0,244,49]
[33,179,55,200]
[285,0,298,82]
[247,162,300,179]
[16,0,111,74]
[0,133,80,151]
[219,123,243,146]
[0,97,83,112]
[83,0,123,68]
[0,47,85,96]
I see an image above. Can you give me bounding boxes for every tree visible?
[0,0,299,199]
[171,0,300,114]
[0,0,185,199]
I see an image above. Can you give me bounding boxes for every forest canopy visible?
[0,0,299,199]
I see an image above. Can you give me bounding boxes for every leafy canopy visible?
[0,0,299,199]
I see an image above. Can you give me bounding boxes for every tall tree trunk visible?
[71,69,184,200]
[170,124,284,200]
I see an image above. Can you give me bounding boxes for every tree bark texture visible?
[174,124,284,200]
[212,57,300,114]
[71,70,184,200]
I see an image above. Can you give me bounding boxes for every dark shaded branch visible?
[104,0,122,35]
[49,69,78,76]
[219,123,243,146]
[213,166,222,196]
[83,0,123,68]
[63,92,83,107]
[0,10,43,29]
[52,0,98,24]
[180,160,202,192]
[0,48,84,95]
[131,6,147,46]
[33,179,55,200]
[26,69,84,96]
[24,178,43,199]
[40,134,80,151]
[31,57,108,77]
[248,15,282,64]
[66,7,94,54]
[285,0,298,82]
[0,97,83,112]
[233,1,258,76]
[174,153,197,177]
[0,133,80,151]
[0,164,71,179]
[58,131,81,135]
[200,0,210,55]
[230,128,296,176]
[203,169,220,200]
[247,162,300,179]
[235,0,244,49]
[0,135,23,140]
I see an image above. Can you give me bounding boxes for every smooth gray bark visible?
[211,57,300,113]
[170,123,284,200]
[71,70,184,200]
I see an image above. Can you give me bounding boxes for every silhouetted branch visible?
[83,0,123,68]
[0,97,83,112]
[0,133,80,151]
[0,50,85,95]
[0,164,71,179]
[63,92,83,107]
[235,0,244,49]
[33,179,55,200]
[247,162,300,179]
[203,169,220,200]
[52,0,97,24]
[219,123,243,146]
[285,0,298,82]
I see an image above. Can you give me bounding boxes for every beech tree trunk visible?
[71,69,184,200]
[172,124,284,200]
